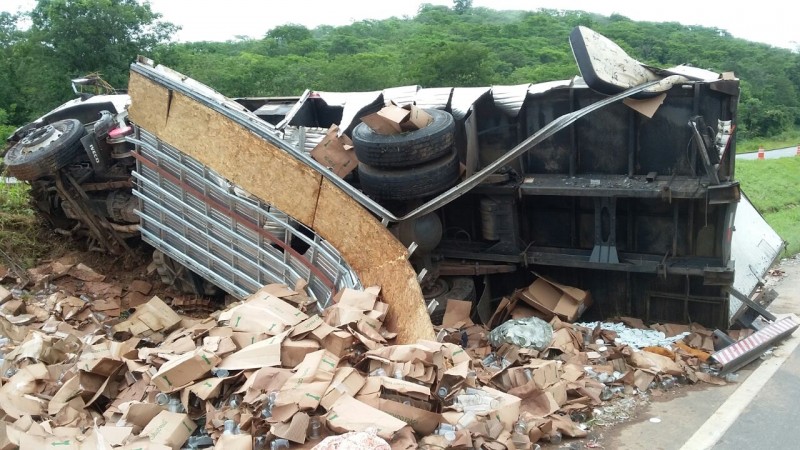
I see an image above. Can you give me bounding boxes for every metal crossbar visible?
[130,128,360,309]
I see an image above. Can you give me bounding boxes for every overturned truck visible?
[3,27,786,344]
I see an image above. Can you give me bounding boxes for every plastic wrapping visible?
[311,430,391,450]
[576,321,690,348]
[488,317,554,350]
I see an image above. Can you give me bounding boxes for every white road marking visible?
[680,318,800,450]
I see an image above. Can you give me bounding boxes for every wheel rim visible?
[18,124,64,154]
[423,278,449,299]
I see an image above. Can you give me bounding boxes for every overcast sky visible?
[2,0,797,50]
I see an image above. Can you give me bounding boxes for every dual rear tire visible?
[353,109,460,201]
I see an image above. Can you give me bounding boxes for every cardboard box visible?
[310,124,358,178]
[0,364,50,418]
[320,367,366,410]
[18,434,81,449]
[271,412,308,444]
[151,349,221,393]
[280,339,320,368]
[515,275,592,322]
[361,396,440,435]
[111,296,181,338]
[216,330,288,371]
[213,433,253,450]
[442,299,474,328]
[119,438,172,450]
[140,411,197,450]
[334,287,379,310]
[277,350,339,410]
[290,314,325,338]
[222,292,308,335]
[356,314,386,343]
[1,299,24,315]
[493,359,560,391]
[358,376,431,401]
[228,331,266,350]
[321,330,355,357]
[0,423,14,450]
[188,377,227,401]
[365,359,436,385]
[324,395,407,440]
[360,104,433,135]
[474,386,521,432]
[356,377,441,434]
[324,304,366,328]
[122,402,165,428]
[0,285,12,305]
[79,426,134,449]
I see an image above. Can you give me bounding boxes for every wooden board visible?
[128,71,434,344]
[128,74,321,225]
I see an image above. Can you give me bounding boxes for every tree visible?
[453,0,472,14]
[266,24,313,43]
[28,0,177,89]
[407,40,496,87]
[263,24,317,56]
[0,12,21,123]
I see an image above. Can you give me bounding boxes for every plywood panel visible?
[128,73,321,225]
[358,258,435,343]
[128,71,434,343]
[313,180,406,268]
[127,73,169,135]
[314,179,434,343]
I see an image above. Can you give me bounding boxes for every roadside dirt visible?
[1,238,206,317]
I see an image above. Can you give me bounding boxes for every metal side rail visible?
[130,128,361,309]
[130,59,660,223]
[711,316,800,375]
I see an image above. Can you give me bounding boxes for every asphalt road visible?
[604,257,800,450]
[712,258,800,449]
[713,347,800,449]
[736,146,799,160]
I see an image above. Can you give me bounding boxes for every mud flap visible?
[711,316,799,375]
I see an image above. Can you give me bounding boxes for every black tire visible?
[4,119,85,181]
[358,149,461,201]
[353,108,455,168]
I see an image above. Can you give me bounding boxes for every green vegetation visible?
[736,157,800,256]
[737,129,800,154]
[0,0,175,126]
[0,180,50,267]
[1,1,800,147]
[0,107,15,140]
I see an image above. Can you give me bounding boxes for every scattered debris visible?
[0,256,795,450]
[575,321,690,348]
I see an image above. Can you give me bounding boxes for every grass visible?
[737,129,800,154]
[736,157,800,256]
[0,178,52,268]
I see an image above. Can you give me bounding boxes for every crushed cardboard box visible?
[0,258,776,449]
[310,124,358,178]
[111,296,181,340]
[514,273,593,322]
[360,103,433,135]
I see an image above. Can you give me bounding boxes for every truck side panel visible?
[128,71,434,344]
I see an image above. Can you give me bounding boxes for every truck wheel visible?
[358,149,460,201]
[352,108,455,168]
[4,119,85,181]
